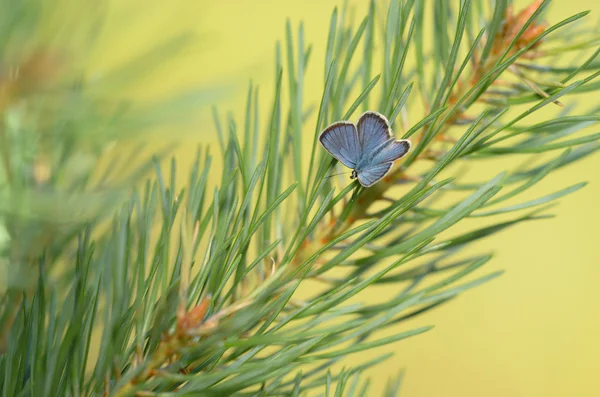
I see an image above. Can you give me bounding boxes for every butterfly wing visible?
[320,111,411,187]
[373,139,411,164]
[319,122,360,169]
[356,111,391,155]
[357,162,393,187]
[355,112,411,187]
[357,141,411,187]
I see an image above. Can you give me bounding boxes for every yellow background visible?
[98,0,600,395]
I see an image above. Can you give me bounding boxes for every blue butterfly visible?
[319,111,411,187]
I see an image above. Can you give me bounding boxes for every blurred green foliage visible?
[1,0,600,395]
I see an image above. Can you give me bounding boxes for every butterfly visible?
[319,111,411,187]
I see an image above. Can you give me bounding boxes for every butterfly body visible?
[319,111,411,187]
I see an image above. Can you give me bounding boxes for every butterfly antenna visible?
[326,171,352,179]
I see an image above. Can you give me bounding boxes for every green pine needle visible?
[2,1,600,396]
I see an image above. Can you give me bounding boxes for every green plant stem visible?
[296,29,525,268]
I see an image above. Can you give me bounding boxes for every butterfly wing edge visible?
[357,138,411,187]
[318,121,359,168]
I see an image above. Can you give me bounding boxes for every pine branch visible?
[2,1,600,396]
